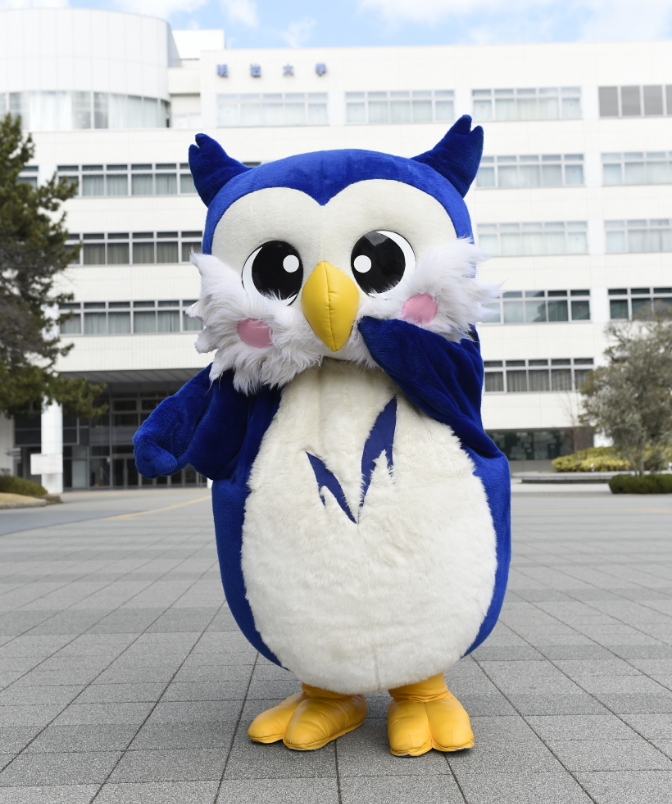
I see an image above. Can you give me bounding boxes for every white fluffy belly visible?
[242,360,496,693]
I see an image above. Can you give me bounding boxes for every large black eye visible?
[350,230,415,295]
[243,241,303,303]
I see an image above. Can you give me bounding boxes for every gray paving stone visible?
[526,714,638,742]
[25,724,138,753]
[336,719,450,777]
[340,775,464,804]
[52,702,154,725]
[218,778,338,804]
[223,732,336,779]
[130,721,235,750]
[0,751,121,785]
[77,683,166,703]
[450,768,594,804]
[109,748,226,782]
[96,781,219,804]
[0,786,99,803]
[576,770,672,804]
[548,739,672,771]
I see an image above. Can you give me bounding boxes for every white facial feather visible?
[189,240,500,395]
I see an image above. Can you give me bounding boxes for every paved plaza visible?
[0,486,671,804]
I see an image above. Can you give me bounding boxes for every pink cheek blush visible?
[237,319,273,348]
[401,294,438,326]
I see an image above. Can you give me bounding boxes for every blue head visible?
[185,118,493,391]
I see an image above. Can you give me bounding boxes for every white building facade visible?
[2,7,671,486]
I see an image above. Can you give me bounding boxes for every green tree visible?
[580,307,672,475]
[0,113,105,418]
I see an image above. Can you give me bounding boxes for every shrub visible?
[609,474,672,494]
[552,447,630,473]
[0,475,48,497]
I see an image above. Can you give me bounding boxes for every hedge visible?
[552,447,630,473]
[0,475,48,497]
[609,474,672,494]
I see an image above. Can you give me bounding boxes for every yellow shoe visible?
[283,684,367,751]
[388,674,474,757]
[247,692,306,744]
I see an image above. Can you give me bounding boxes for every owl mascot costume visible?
[134,115,511,757]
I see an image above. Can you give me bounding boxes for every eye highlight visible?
[351,231,415,296]
[243,241,303,304]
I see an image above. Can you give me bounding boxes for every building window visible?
[602,152,672,186]
[487,429,582,461]
[477,154,583,189]
[605,220,672,253]
[483,290,590,324]
[345,90,453,125]
[217,93,328,127]
[472,88,581,122]
[65,231,202,266]
[18,165,38,188]
[477,222,588,256]
[57,164,196,197]
[599,85,672,117]
[59,300,203,336]
[4,91,170,131]
[608,287,672,320]
[483,358,594,394]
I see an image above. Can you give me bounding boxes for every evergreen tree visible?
[0,113,105,418]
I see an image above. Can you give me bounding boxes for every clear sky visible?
[4,0,672,48]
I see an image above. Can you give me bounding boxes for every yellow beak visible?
[301,261,359,352]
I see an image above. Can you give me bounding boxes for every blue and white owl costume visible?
[134,116,511,755]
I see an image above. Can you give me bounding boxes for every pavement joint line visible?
[214,651,259,802]
[500,574,672,767]
[442,752,469,803]
[0,523,215,652]
[0,531,220,779]
[88,601,225,804]
[105,495,211,520]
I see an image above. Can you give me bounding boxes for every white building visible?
[1,7,671,487]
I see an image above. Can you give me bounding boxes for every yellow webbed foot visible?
[388,674,474,757]
[247,691,305,744]
[248,684,367,751]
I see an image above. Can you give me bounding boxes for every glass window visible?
[127,96,143,128]
[180,173,196,194]
[158,310,180,332]
[156,242,178,263]
[506,370,528,392]
[83,312,106,335]
[621,86,641,116]
[83,243,105,265]
[106,174,128,196]
[108,312,131,334]
[107,243,129,264]
[183,311,202,331]
[503,300,524,323]
[72,91,91,129]
[181,241,200,262]
[548,300,569,321]
[155,173,177,195]
[132,174,153,195]
[60,311,81,334]
[82,175,104,196]
[134,311,156,333]
[609,299,629,319]
[484,372,504,392]
[599,87,619,116]
[571,300,590,320]
[94,92,108,129]
[133,242,154,264]
[528,370,550,391]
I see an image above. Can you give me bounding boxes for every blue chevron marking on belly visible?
[306,396,397,524]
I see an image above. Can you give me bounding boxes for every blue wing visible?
[133,367,250,481]
[359,317,511,654]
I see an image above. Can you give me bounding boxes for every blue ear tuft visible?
[188,133,250,207]
[412,116,483,198]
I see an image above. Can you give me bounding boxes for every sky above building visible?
[4,0,672,47]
